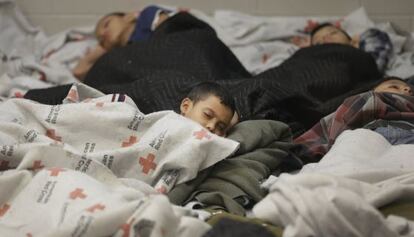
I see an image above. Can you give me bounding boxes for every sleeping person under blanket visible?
[72,5,175,80]
[294,76,414,163]
[293,22,393,73]
[24,11,383,136]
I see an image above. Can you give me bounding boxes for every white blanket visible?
[254,129,414,237]
[0,0,97,97]
[0,161,211,237]
[192,7,413,76]
[0,83,240,236]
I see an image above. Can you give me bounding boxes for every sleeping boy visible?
[73,5,174,79]
[180,81,238,137]
[294,76,414,163]
[309,23,393,73]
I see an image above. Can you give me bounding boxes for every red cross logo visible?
[48,167,66,177]
[262,53,270,64]
[0,160,10,171]
[30,160,44,171]
[39,71,47,82]
[121,218,135,237]
[69,188,87,200]
[156,186,167,194]
[0,204,10,217]
[122,136,138,147]
[86,203,105,213]
[95,102,104,107]
[193,129,212,140]
[66,89,79,102]
[14,92,24,98]
[139,153,157,174]
[304,19,320,33]
[46,129,62,142]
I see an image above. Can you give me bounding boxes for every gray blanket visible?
[168,120,301,215]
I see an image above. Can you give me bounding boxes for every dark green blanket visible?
[168,120,302,215]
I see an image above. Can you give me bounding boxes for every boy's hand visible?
[72,45,107,80]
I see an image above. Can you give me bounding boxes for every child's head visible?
[374,77,413,96]
[310,23,352,46]
[180,82,236,137]
[95,12,136,50]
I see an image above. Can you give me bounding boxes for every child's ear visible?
[180,98,193,115]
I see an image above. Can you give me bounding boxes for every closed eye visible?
[203,112,213,119]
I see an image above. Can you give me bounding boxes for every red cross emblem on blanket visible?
[156,186,167,194]
[69,188,87,200]
[262,53,270,64]
[14,92,24,98]
[121,218,135,237]
[30,160,45,171]
[304,20,320,33]
[86,203,105,213]
[0,204,10,217]
[95,102,104,107]
[122,136,138,147]
[48,167,66,177]
[46,129,62,142]
[0,160,10,171]
[139,153,157,174]
[193,129,212,140]
[66,88,79,102]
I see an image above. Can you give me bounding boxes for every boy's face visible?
[180,95,234,137]
[374,79,413,96]
[95,14,130,50]
[311,26,352,45]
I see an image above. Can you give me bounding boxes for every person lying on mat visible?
[180,81,238,137]
[72,5,174,80]
[309,22,392,73]
[293,76,414,163]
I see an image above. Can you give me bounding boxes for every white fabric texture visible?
[0,0,97,97]
[300,129,414,182]
[254,129,414,237]
[0,162,211,237]
[0,83,239,186]
[0,83,240,236]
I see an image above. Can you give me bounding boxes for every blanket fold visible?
[168,120,301,215]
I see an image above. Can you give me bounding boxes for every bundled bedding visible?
[2,1,414,237]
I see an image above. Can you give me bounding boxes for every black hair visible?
[310,22,352,44]
[374,76,408,89]
[186,81,236,113]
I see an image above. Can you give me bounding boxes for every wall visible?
[15,0,414,35]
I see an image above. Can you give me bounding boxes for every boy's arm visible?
[72,45,107,80]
